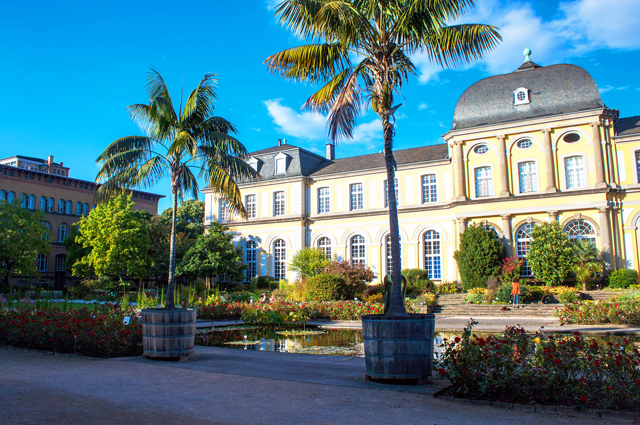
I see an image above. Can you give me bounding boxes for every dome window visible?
[516,138,533,149]
[474,144,489,155]
[562,132,581,144]
[513,87,530,105]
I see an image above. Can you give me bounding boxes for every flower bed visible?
[437,323,640,411]
[196,300,394,321]
[0,306,142,358]
[555,300,640,325]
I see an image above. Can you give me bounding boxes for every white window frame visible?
[58,223,69,243]
[83,203,89,216]
[219,198,230,222]
[76,202,82,215]
[384,178,399,208]
[350,235,366,265]
[47,197,54,212]
[317,187,330,214]
[423,230,441,280]
[37,254,48,272]
[58,199,64,213]
[349,182,364,211]
[245,194,257,219]
[244,241,258,282]
[28,195,35,210]
[65,200,72,214]
[516,159,539,194]
[421,173,438,204]
[513,87,530,105]
[563,219,597,246]
[273,239,287,281]
[273,191,285,216]
[385,234,401,275]
[317,237,332,259]
[515,223,536,276]
[39,196,46,211]
[473,165,494,198]
[562,154,587,190]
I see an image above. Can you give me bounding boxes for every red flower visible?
[594,360,600,367]
[574,331,580,336]
[580,395,587,403]
[553,359,560,365]
[636,379,640,386]
[439,368,446,375]
[454,337,461,343]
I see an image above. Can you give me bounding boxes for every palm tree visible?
[265,0,501,316]
[573,239,602,290]
[96,70,258,309]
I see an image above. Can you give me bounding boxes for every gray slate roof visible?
[615,116,640,137]
[451,64,605,130]
[310,144,449,177]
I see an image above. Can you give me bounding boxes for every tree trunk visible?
[382,114,408,317]
[165,186,178,309]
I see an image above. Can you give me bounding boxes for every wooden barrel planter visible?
[361,313,435,385]
[141,308,197,360]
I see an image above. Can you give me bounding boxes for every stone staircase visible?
[582,290,617,302]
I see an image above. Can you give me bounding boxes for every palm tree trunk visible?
[383,115,408,317]
[165,186,178,309]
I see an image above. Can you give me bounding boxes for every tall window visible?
[58,223,69,242]
[83,203,89,216]
[219,198,230,221]
[565,156,586,189]
[47,197,54,212]
[318,187,330,214]
[76,202,82,215]
[7,191,15,204]
[58,199,64,213]
[421,174,437,203]
[244,241,257,282]
[518,161,538,193]
[384,178,398,208]
[350,235,366,265]
[475,167,493,197]
[385,234,402,275]
[273,239,286,280]
[0,190,5,202]
[317,237,332,259]
[275,157,286,174]
[20,193,27,208]
[65,200,72,214]
[27,195,35,209]
[350,183,364,210]
[564,219,597,245]
[424,230,441,279]
[516,223,536,276]
[37,254,48,272]
[245,195,256,219]
[42,221,51,240]
[40,196,47,210]
[636,151,640,183]
[55,254,66,272]
[274,191,285,216]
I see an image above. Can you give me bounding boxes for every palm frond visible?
[181,73,218,126]
[326,65,363,141]
[175,164,199,201]
[265,43,351,83]
[201,162,247,219]
[302,68,351,113]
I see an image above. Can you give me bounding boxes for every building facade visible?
[204,57,640,284]
[0,155,163,289]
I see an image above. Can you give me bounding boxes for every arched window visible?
[58,223,69,242]
[19,193,27,208]
[83,203,89,216]
[515,223,537,276]
[27,195,35,210]
[7,191,15,204]
[563,219,597,245]
[482,224,500,240]
[0,190,5,202]
[40,196,47,210]
[47,197,54,212]
[42,221,51,240]
[58,199,65,213]
[424,230,441,279]
[76,202,82,215]
[55,254,67,272]
[317,237,332,259]
[65,200,72,214]
[244,241,258,282]
[350,235,366,265]
[273,239,286,281]
[385,234,402,275]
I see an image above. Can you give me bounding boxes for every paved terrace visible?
[1,347,635,425]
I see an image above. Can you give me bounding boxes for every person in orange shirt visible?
[511,278,521,308]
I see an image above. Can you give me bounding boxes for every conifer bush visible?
[453,224,504,291]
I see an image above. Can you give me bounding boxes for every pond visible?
[195,325,470,357]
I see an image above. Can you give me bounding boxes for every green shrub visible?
[249,278,258,292]
[616,291,640,302]
[251,276,274,290]
[304,273,344,301]
[267,280,279,291]
[453,224,504,291]
[558,291,578,304]
[435,282,460,295]
[496,282,530,303]
[528,286,545,302]
[527,222,577,286]
[289,247,331,278]
[401,268,435,295]
[608,269,638,289]
[465,293,484,304]
[323,260,375,300]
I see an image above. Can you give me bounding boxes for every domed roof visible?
[451,63,605,131]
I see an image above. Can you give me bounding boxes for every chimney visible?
[59,162,63,166]
[47,155,53,166]
[325,142,335,160]
[277,139,282,146]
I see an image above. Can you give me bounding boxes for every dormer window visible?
[246,157,261,172]
[274,152,289,175]
[514,87,530,105]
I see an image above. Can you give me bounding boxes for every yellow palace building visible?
[204,53,640,284]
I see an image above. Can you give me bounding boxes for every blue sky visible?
[1,0,639,212]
